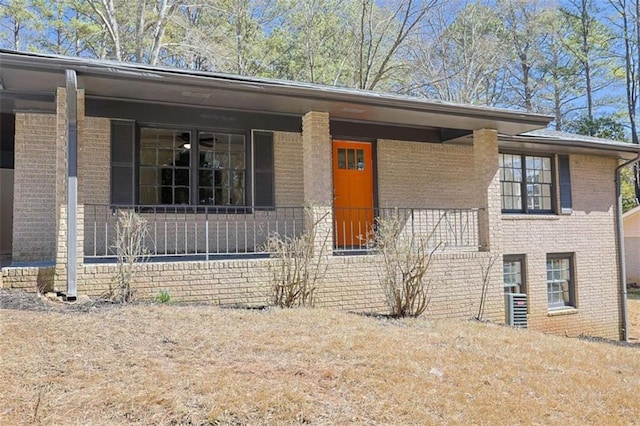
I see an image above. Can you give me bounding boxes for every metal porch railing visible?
[84,204,306,260]
[333,207,480,252]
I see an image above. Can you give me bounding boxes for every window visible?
[499,153,553,213]
[503,255,525,294]
[140,128,191,205]
[198,132,245,205]
[546,254,575,310]
[138,127,246,206]
[337,148,366,170]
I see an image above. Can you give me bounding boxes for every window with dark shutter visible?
[558,155,572,214]
[253,131,275,207]
[110,120,136,205]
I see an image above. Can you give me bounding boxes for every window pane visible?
[229,134,244,151]
[199,170,213,187]
[158,149,174,166]
[175,169,190,186]
[140,186,158,204]
[140,148,156,165]
[161,186,173,204]
[215,133,230,151]
[174,187,189,204]
[140,167,157,186]
[338,149,346,169]
[215,152,229,169]
[199,187,213,205]
[500,154,525,211]
[357,149,365,170]
[347,149,355,169]
[230,188,244,205]
[231,153,245,170]
[231,171,244,189]
[215,187,229,204]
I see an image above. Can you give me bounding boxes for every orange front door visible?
[333,140,374,248]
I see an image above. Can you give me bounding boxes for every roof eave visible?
[0,49,552,134]
[500,135,640,160]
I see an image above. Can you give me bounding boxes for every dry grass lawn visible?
[1,297,639,425]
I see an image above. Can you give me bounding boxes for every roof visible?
[0,49,550,135]
[1,49,640,158]
[499,128,640,160]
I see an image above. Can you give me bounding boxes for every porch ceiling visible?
[0,49,552,136]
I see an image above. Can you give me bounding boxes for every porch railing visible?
[83,204,480,260]
[84,204,306,260]
[333,207,480,252]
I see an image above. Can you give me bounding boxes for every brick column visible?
[473,129,501,252]
[54,88,85,293]
[302,112,334,255]
[473,128,504,322]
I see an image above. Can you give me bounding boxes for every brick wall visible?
[273,131,303,206]
[79,117,111,205]
[502,154,620,339]
[377,140,476,209]
[2,250,499,321]
[12,113,57,261]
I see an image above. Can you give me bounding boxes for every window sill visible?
[547,308,578,317]
[502,214,560,221]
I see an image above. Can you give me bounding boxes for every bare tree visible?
[352,0,436,91]
[409,1,507,105]
[610,0,640,144]
[86,0,183,63]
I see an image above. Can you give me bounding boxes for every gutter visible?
[615,153,640,341]
[65,69,78,301]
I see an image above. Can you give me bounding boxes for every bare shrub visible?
[369,211,442,318]
[109,210,150,303]
[476,254,500,320]
[265,208,330,308]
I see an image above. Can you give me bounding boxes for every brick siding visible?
[12,113,57,261]
[274,131,304,206]
[502,154,620,339]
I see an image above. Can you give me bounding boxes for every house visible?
[624,205,640,287]
[0,49,638,340]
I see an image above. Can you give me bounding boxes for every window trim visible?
[136,123,250,207]
[546,253,576,311]
[503,254,526,295]
[499,151,557,214]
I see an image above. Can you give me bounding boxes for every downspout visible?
[615,153,640,342]
[65,69,78,301]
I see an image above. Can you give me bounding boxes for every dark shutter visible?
[558,155,572,214]
[253,131,274,207]
[111,120,136,205]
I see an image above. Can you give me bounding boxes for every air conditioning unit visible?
[505,293,527,328]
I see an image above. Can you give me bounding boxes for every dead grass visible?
[1,301,639,425]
